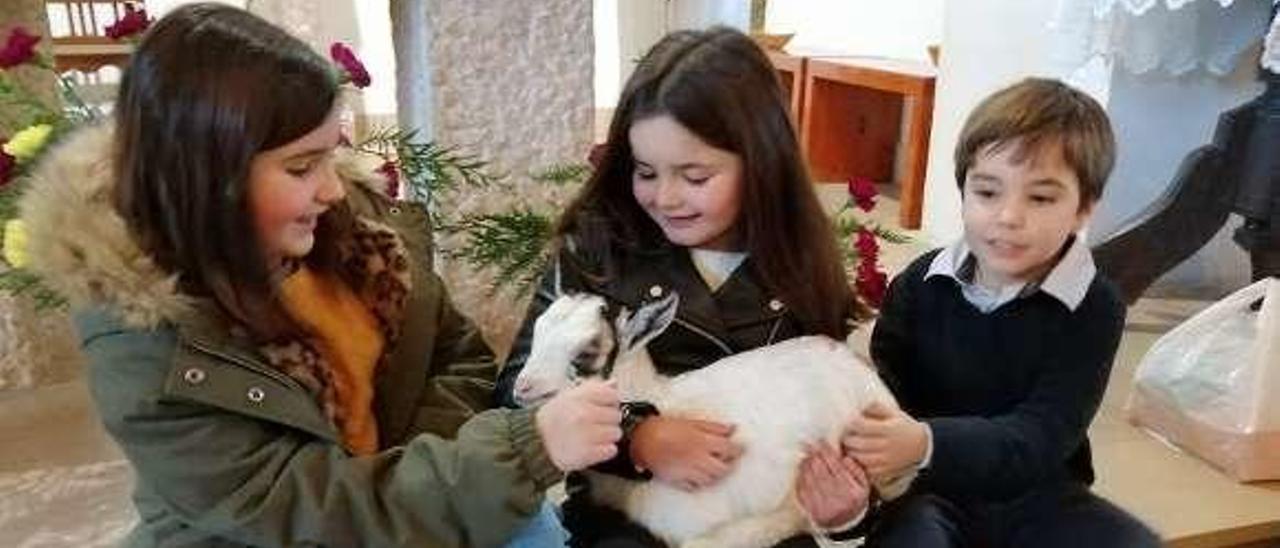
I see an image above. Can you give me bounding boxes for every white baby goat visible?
[514,292,913,548]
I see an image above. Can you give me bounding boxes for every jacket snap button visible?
[648,285,664,298]
[246,387,266,403]
[182,368,206,385]
[768,299,784,312]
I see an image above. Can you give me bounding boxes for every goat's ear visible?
[617,292,679,353]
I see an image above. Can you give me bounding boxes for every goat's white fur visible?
[516,294,913,548]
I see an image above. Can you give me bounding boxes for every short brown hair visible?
[954,78,1115,209]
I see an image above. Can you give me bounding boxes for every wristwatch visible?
[619,401,659,475]
[620,401,659,437]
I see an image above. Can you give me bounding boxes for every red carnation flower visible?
[855,258,888,309]
[587,143,607,168]
[854,228,879,261]
[378,160,400,198]
[104,4,151,41]
[847,176,878,212]
[0,27,41,69]
[330,42,371,88]
[0,146,15,187]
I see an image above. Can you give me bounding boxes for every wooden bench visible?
[44,1,138,73]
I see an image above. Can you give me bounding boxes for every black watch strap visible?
[616,401,659,478]
[620,401,659,437]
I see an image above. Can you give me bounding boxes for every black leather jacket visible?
[496,240,807,409]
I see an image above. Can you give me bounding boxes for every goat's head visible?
[512,291,678,406]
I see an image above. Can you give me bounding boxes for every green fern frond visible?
[440,209,556,296]
[530,163,591,186]
[357,127,501,205]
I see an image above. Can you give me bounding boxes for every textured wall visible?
[426,0,592,172]
[426,0,594,355]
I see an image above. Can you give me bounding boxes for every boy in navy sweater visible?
[845,78,1160,547]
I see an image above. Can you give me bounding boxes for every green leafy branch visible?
[439,209,555,295]
[355,127,499,205]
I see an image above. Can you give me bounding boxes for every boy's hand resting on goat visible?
[536,379,624,472]
[843,401,929,481]
[796,441,871,530]
[630,416,743,492]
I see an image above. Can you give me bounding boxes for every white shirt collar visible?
[925,234,1096,312]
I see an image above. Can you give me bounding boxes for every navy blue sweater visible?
[871,250,1126,503]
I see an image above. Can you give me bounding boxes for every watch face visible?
[620,403,657,434]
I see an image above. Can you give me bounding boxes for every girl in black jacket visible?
[498,26,870,548]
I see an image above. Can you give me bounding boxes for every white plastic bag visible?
[1127,277,1280,482]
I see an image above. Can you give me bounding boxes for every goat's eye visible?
[571,351,599,374]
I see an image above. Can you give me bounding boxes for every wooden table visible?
[800,56,936,229]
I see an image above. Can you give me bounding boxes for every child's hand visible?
[630,416,742,491]
[842,401,928,480]
[796,441,870,530]
[535,379,623,472]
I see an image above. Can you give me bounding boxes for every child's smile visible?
[629,114,745,251]
[962,139,1093,288]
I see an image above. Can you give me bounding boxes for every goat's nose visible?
[514,378,533,397]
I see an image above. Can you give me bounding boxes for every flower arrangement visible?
[104,4,151,41]
[834,176,908,311]
[1,9,151,308]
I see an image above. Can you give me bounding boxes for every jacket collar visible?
[925,234,1096,312]
[20,124,191,329]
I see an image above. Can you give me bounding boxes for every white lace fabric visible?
[1054,0,1278,80]
[1264,7,1280,73]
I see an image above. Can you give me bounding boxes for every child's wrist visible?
[624,406,660,471]
[913,420,931,467]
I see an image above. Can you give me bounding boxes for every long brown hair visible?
[113,3,352,341]
[560,27,853,338]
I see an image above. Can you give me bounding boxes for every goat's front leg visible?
[679,504,807,548]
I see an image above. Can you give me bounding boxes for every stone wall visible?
[424,0,594,355]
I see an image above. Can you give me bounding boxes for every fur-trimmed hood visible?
[18,123,391,329]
